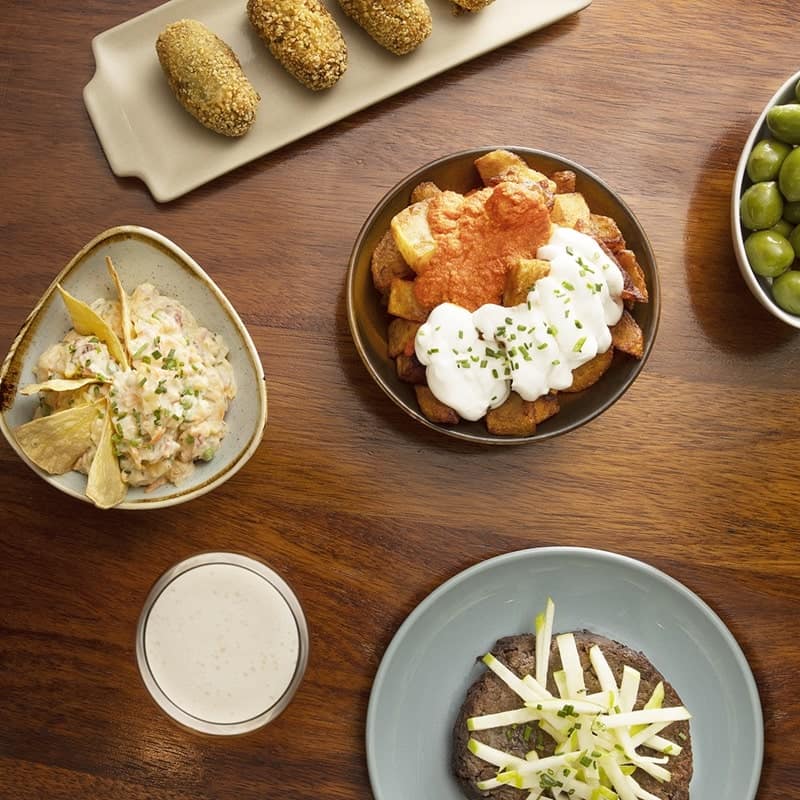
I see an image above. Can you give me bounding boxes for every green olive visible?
[744,230,795,277]
[766,103,800,145]
[772,219,794,237]
[784,201,800,224]
[790,224,800,258]
[747,138,792,182]
[796,78,800,102]
[740,181,784,230]
[772,270,800,315]
[778,148,800,202]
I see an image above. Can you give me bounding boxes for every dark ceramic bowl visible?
[346,147,660,444]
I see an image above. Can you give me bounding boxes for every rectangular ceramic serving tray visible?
[83,0,590,202]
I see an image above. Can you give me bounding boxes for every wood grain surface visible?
[1,1,798,798]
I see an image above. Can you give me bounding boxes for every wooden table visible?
[1,1,798,797]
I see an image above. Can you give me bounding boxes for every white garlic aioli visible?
[414,227,625,421]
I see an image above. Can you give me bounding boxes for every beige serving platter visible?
[83,0,590,202]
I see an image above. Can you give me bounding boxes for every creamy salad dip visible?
[34,283,236,491]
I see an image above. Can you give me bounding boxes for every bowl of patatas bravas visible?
[346,147,661,444]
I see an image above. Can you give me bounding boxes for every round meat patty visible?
[452,631,693,800]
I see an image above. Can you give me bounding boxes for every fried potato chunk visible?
[486,392,537,436]
[616,249,649,303]
[551,170,576,194]
[532,393,560,424]
[396,354,426,384]
[474,149,557,194]
[371,230,414,300]
[550,192,591,228]
[562,348,614,393]
[503,258,551,306]
[388,279,430,322]
[410,181,442,204]
[387,318,420,358]
[415,385,459,424]
[391,200,436,272]
[589,213,625,253]
[610,311,644,358]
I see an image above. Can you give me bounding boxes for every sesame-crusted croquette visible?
[337,0,432,55]
[247,0,348,91]
[156,20,260,137]
[451,0,495,10]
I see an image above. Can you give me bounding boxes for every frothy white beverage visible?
[144,563,300,724]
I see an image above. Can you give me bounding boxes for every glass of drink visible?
[136,552,308,735]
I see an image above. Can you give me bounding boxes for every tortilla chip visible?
[105,257,133,362]
[14,399,104,474]
[57,284,129,370]
[86,404,127,509]
[20,377,104,395]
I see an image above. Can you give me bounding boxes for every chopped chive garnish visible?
[573,337,587,353]
[523,724,533,741]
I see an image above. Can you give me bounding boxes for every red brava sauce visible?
[413,182,552,310]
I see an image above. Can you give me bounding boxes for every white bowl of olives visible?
[733,68,800,327]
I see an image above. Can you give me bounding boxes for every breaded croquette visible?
[156,20,260,137]
[337,0,432,55]
[247,0,348,91]
[451,0,495,10]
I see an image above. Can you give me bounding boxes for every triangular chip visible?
[20,377,104,395]
[105,256,133,363]
[14,399,104,474]
[57,284,129,370]
[86,403,127,509]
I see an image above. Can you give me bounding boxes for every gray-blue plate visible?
[366,547,763,800]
